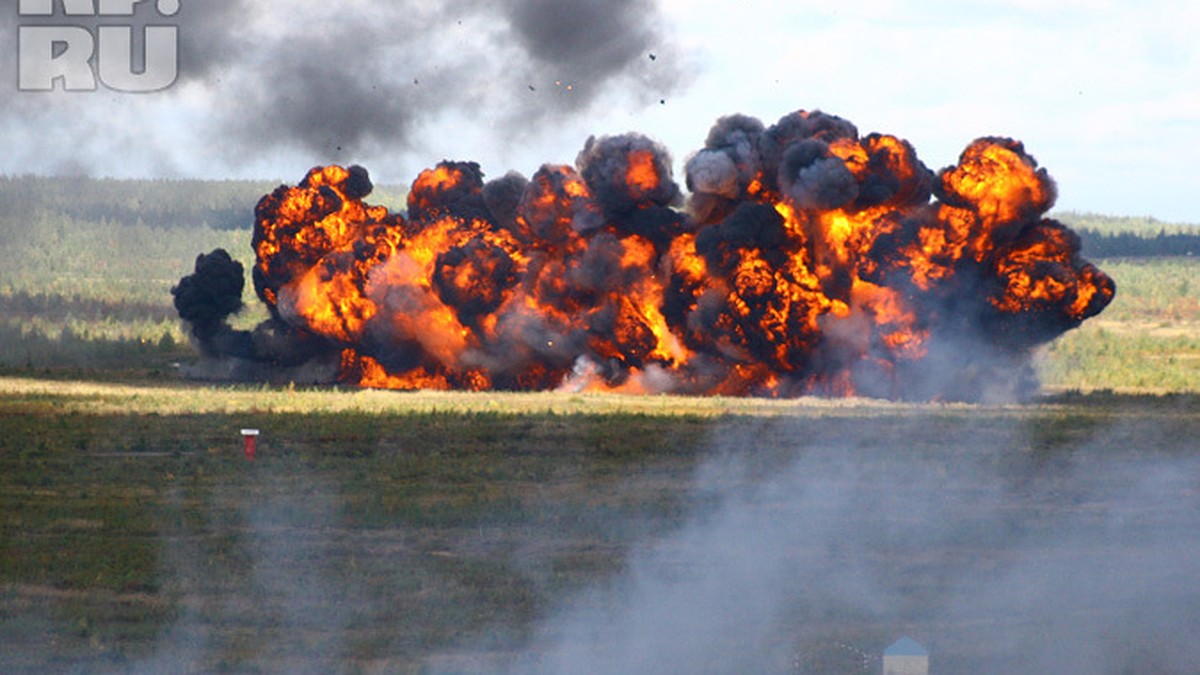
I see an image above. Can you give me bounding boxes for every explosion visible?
[174,109,1115,401]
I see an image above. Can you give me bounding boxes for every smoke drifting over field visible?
[503,419,1200,674]
[175,109,1113,401]
[100,413,1200,674]
[131,476,364,674]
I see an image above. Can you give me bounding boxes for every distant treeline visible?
[0,175,277,230]
[1054,211,1199,258]
[1054,211,1200,235]
[0,175,408,230]
[1076,228,1200,258]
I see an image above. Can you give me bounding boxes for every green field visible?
[2,383,1198,672]
[1,181,1198,672]
[1036,257,1200,393]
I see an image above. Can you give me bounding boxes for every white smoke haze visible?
[132,473,368,674]
[42,409,1194,674]
[488,415,1200,674]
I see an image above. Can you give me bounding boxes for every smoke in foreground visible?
[490,418,1200,674]
[175,108,1114,402]
[62,413,1197,674]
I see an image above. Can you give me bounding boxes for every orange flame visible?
[244,111,1114,400]
[625,149,661,195]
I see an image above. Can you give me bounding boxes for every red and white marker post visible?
[240,428,259,461]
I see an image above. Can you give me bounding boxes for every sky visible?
[1,0,1197,222]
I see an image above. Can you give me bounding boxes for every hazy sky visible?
[2,0,1196,222]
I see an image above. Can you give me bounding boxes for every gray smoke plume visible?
[778,138,860,210]
[0,0,688,175]
[133,473,364,674]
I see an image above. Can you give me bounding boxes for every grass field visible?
[2,379,1198,673]
[1037,257,1200,393]
[1,194,1198,672]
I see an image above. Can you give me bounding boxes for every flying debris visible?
[176,109,1115,401]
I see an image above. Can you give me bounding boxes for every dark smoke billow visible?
[172,250,342,383]
[175,108,1115,402]
[0,0,686,171]
[171,249,251,358]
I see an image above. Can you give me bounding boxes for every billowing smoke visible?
[175,108,1115,401]
[170,248,252,358]
[0,0,686,172]
[170,247,341,383]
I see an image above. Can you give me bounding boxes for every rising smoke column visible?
[176,109,1115,402]
[171,249,253,358]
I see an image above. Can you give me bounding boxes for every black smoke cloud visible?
[222,0,685,159]
[505,0,674,109]
[171,247,336,379]
[779,138,860,210]
[170,248,250,357]
[0,0,687,173]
